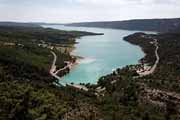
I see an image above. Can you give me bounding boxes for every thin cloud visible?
[0,0,179,22]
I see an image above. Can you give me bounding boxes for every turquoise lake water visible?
[43,25,145,84]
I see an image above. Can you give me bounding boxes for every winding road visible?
[140,39,160,76]
[49,38,160,90]
[49,51,63,80]
[49,51,88,91]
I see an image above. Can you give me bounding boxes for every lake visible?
[43,25,145,84]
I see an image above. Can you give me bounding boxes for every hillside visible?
[85,32,180,119]
[0,23,106,120]
[68,18,180,32]
[0,22,180,119]
[0,22,41,28]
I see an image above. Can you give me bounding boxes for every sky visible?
[0,0,180,23]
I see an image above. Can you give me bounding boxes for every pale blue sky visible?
[0,0,180,23]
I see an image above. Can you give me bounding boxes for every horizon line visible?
[0,17,180,24]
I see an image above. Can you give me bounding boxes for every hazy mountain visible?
[0,22,41,28]
[67,18,180,32]
[30,22,65,26]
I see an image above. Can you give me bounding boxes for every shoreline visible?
[60,35,148,85]
[52,31,154,89]
[50,32,158,92]
[123,33,160,76]
[49,43,85,82]
[53,42,89,90]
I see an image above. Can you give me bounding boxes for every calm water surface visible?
[44,25,146,84]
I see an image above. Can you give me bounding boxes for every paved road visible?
[49,51,88,90]
[50,51,57,74]
[140,39,159,76]
[49,51,63,80]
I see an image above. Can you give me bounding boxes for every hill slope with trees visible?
[68,18,180,32]
[0,22,180,119]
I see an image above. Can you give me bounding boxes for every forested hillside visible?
[0,23,180,120]
[0,24,103,120]
[68,18,180,32]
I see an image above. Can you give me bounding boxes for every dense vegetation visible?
[124,32,180,93]
[95,68,172,120]
[0,22,41,28]
[124,32,157,65]
[68,18,180,32]
[82,32,180,119]
[0,25,102,45]
[0,24,104,120]
[0,45,53,83]
[0,46,101,119]
[0,23,180,120]
[0,24,86,83]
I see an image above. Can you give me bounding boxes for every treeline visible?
[0,25,102,45]
[1,23,180,119]
[0,79,101,120]
[88,32,180,119]
[146,33,180,93]
[0,44,101,119]
[124,32,157,65]
[94,67,171,120]
[0,24,103,120]
[124,32,180,93]
[68,18,180,32]
[0,45,54,83]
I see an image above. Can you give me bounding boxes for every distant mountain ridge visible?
[0,22,41,28]
[67,18,180,32]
